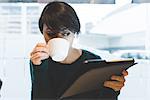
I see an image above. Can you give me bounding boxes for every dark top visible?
[30,50,120,100]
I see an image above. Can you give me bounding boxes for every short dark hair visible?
[39,1,80,35]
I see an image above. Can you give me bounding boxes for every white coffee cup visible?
[47,38,70,62]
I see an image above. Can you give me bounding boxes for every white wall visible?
[78,34,109,49]
[0,34,45,100]
[109,31,146,48]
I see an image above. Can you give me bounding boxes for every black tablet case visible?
[60,59,137,99]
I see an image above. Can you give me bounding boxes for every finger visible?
[30,43,47,55]
[111,75,125,83]
[113,87,122,91]
[31,47,49,55]
[31,52,48,60]
[104,81,124,91]
[30,52,41,60]
[31,52,49,60]
[106,85,122,92]
[104,81,124,87]
[122,70,128,76]
[31,56,47,64]
[32,58,42,65]
[36,43,47,47]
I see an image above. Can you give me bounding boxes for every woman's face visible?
[42,24,75,46]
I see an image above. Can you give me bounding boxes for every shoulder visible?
[81,50,101,60]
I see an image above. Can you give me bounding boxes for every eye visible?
[47,31,57,38]
[48,31,55,36]
[63,32,70,36]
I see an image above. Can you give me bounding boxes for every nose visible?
[56,33,64,38]
[49,32,64,38]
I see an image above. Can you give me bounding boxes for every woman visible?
[30,1,128,100]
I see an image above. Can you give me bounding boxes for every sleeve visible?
[83,50,102,60]
[29,59,49,83]
[29,61,41,83]
[30,60,42,99]
[30,59,50,99]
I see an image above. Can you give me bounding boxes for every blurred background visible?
[0,0,150,100]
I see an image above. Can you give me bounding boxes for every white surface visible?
[119,61,150,100]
